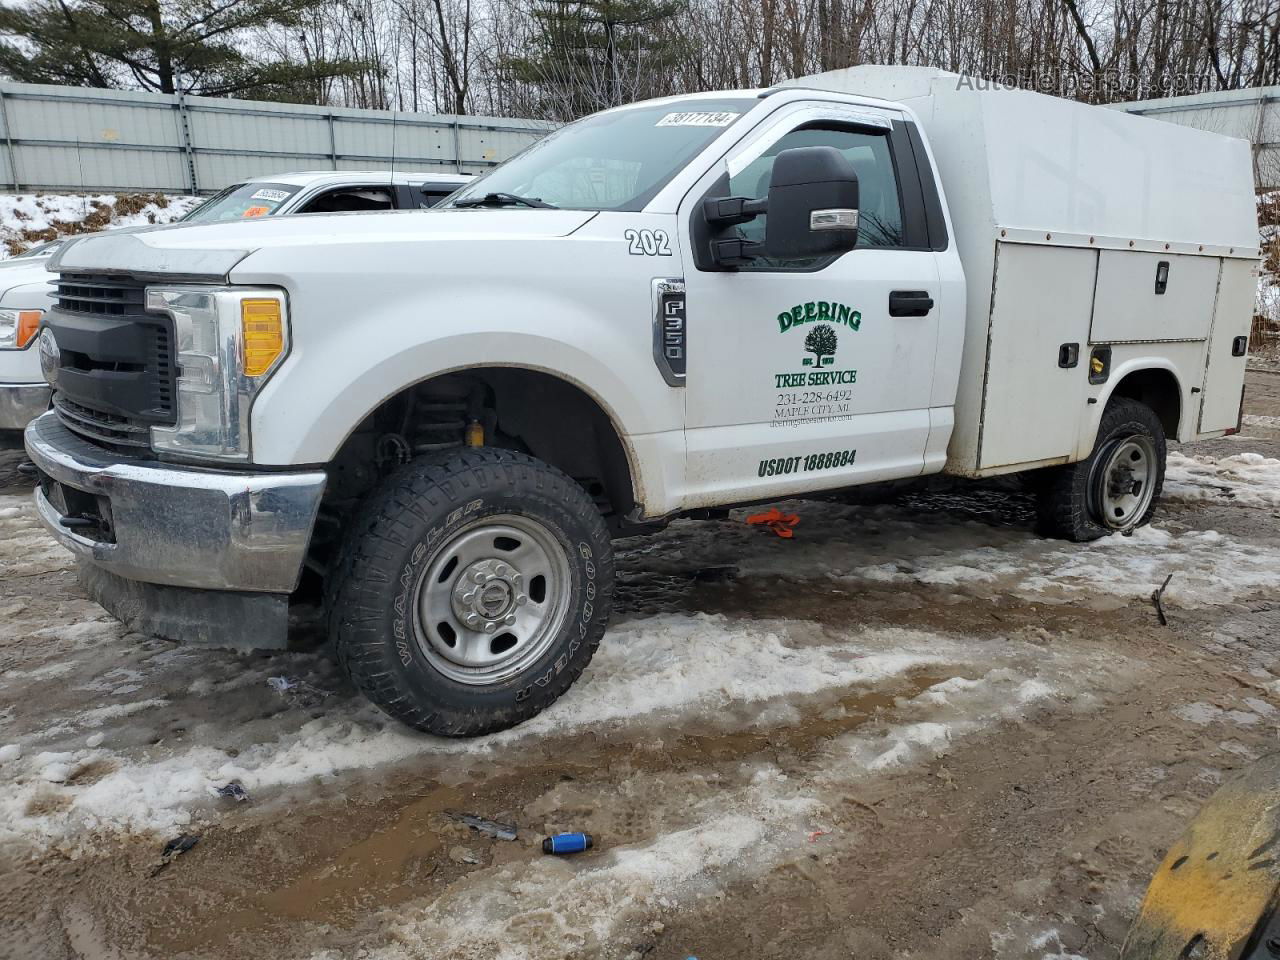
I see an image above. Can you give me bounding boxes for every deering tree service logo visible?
[774,301,861,387]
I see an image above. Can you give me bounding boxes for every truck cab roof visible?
[251,170,472,189]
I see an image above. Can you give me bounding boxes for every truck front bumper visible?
[23,412,327,648]
[0,383,51,432]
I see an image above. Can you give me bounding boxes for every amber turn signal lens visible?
[241,299,284,376]
[15,310,41,348]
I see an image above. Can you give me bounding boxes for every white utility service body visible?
[796,66,1258,477]
[24,67,1259,735]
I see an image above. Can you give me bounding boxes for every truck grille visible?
[48,274,177,450]
[52,394,152,448]
[57,273,148,316]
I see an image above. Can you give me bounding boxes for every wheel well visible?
[313,369,636,574]
[1110,368,1181,439]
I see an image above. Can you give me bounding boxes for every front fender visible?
[232,220,687,513]
[252,297,673,451]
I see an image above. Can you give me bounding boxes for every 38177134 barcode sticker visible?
[655,112,739,127]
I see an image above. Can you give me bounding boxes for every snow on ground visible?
[1,465,1276,855]
[0,192,201,257]
[0,604,1072,848]
[638,497,1280,609]
[1165,450,1280,508]
[0,481,1139,853]
[369,648,1113,960]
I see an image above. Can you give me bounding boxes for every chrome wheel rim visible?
[1091,435,1158,530]
[412,514,571,685]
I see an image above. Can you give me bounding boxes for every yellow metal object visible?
[1090,355,1106,375]
[1121,754,1280,960]
[465,420,484,447]
[241,298,284,376]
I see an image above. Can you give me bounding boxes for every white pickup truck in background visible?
[24,65,1258,736]
[0,169,469,438]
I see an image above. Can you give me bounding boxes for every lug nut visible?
[503,613,516,625]
[495,563,510,576]
[465,613,480,626]
[484,622,498,634]
[515,594,528,606]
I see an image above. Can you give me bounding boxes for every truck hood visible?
[0,258,54,305]
[48,209,599,281]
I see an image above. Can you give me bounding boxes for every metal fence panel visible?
[0,81,556,194]
[1110,87,1280,191]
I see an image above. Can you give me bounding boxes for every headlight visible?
[145,286,290,462]
[0,308,42,349]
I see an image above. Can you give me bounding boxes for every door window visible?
[298,187,395,214]
[726,125,904,267]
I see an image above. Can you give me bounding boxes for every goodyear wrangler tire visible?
[1035,397,1166,542]
[329,448,613,736]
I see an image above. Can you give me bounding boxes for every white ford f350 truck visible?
[24,66,1258,736]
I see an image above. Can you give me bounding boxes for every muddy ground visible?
[2,373,1280,960]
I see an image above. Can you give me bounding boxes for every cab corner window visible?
[726,125,905,269]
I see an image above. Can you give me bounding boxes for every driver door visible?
[678,105,942,506]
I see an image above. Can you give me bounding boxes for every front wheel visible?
[1035,398,1167,542]
[329,448,613,736]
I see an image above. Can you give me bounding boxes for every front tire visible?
[1035,398,1167,542]
[329,449,613,736]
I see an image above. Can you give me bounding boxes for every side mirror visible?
[763,146,860,260]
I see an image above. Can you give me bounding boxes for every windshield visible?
[181,182,303,223]
[447,98,754,212]
[12,239,63,259]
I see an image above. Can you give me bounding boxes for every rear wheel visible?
[329,448,613,736]
[1035,398,1166,542]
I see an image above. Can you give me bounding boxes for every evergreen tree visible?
[506,0,685,119]
[0,0,369,100]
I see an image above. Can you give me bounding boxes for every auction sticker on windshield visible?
[656,112,739,127]
[251,188,291,202]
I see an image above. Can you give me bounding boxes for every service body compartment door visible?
[1090,251,1220,343]
[1199,257,1254,434]
[977,243,1094,470]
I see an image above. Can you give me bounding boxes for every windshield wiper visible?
[452,192,557,209]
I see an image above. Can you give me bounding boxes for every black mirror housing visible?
[763,146,860,260]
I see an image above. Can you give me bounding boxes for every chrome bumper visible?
[0,383,51,431]
[23,411,326,594]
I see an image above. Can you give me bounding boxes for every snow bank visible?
[1165,451,1280,508]
[0,193,201,257]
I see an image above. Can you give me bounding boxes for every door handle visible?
[889,290,933,317]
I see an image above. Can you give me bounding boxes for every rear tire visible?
[1035,398,1166,542]
[329,448,613,736]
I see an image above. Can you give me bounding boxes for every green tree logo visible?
[804,323,838,367]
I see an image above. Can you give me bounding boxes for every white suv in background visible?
[0,170,470,439]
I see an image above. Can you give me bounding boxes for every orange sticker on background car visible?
[242,205,270,218]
